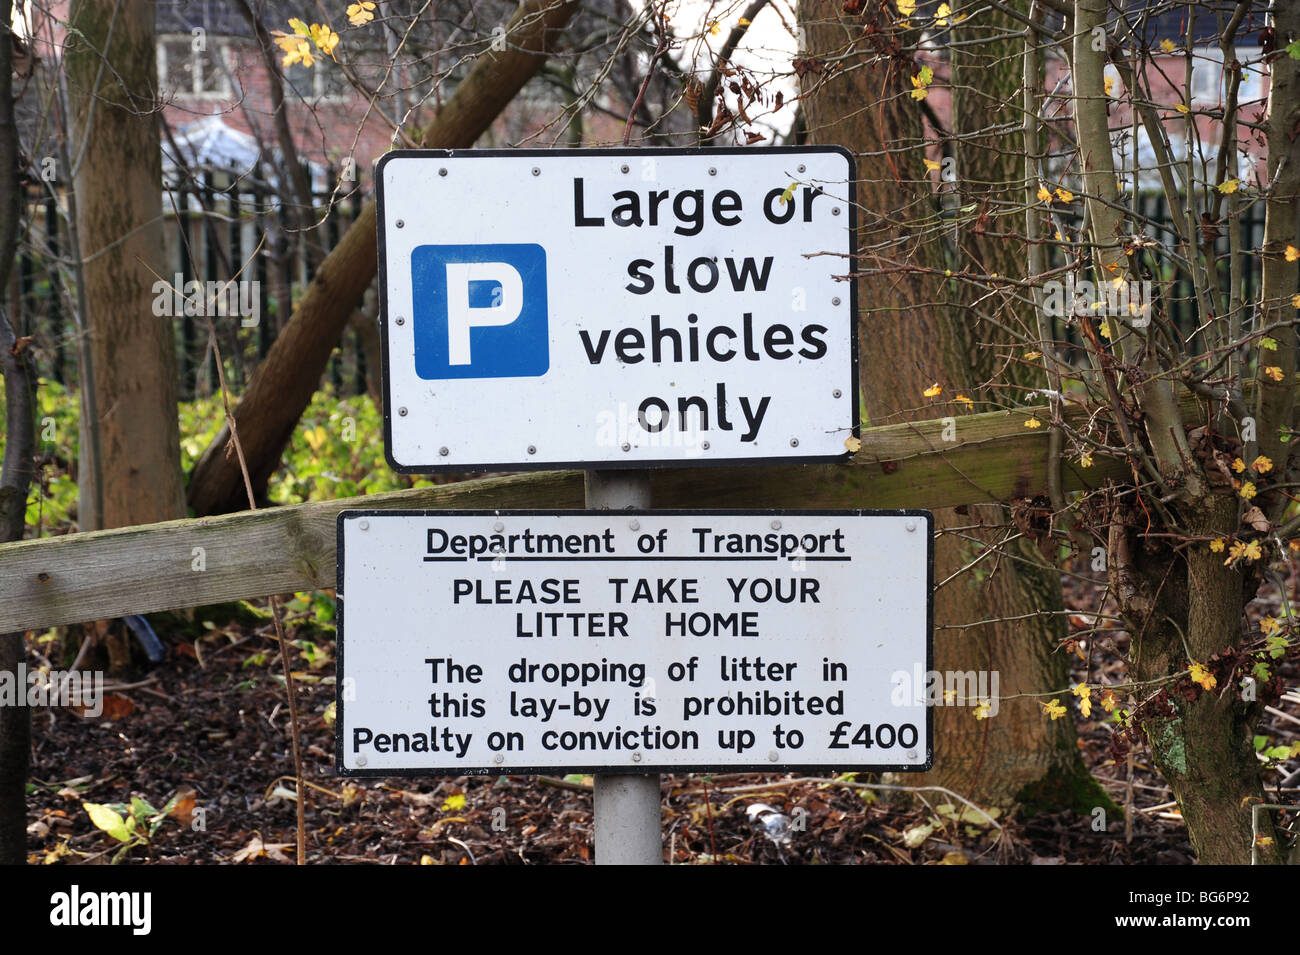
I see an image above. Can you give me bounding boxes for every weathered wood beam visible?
[0,404,1119,632]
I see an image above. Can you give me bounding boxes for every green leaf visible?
[84,803,133,843]
[1287,39,1300,60]
[1261,337,1279,350]
[130,796,156,820]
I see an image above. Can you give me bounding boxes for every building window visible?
[284,62,350,104]
[1191,47,1265,106]
[158,34,231,99]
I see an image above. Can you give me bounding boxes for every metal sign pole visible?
[585,470,661,865]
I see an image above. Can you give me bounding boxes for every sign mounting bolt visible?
[493,521,504,532]
[701,441,710,450]
[768,750,780,762]
[832,297,841,306]
[531,167,540,176]
[494,754,504,764]
[833,388,842,398]
[629,520,640,531]
[358,520,369,531]
[906,749,918,760]
[771,520,782,530]
[797,164,806,173]
[527,445,537,455]
[708,167,717,176]
[395,316,405,326]
[355,755,367,767]
[398,407,408,417]
[832,206,841,216]
[620,164,629,173]
[789,438,799,448]
[906,520,917,532]
[632,751,642,762]
[439,446,449,456]
[395,219,404,229]
[621,442,631,452]
[438,168,447,177]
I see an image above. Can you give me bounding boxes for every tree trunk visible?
[65,0,185,528]
[798,0,1102,811]
[185,0,580,516]
[1068,0,1289,864]
[0,0,35,866]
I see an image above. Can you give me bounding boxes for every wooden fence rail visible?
[0,403,1124,633]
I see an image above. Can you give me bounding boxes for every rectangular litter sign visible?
[376,147,858,471]
[336,511,932,776]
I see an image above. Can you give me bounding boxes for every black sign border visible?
[335,508,933,778]
[374,146,861,474]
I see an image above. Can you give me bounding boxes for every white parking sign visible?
[376,148,858,471]
[336,510,932,776]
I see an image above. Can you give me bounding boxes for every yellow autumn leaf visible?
[1290,539,1300,553]
[1098,319,1111,339]
[1072,683,1092,718]
[923,158,941,172]
[935,3,950,25]
[441,793,467,811]
[288,17,310,36]
[1024,417,1043,429]
[277,37,313,68]
[708,19,720,35]
[1218,179,1239,194]
[923,382,942,397]
[1054,230,1065,241]
[1040,698,1067,720]
[1264,365,1285,382]
[1054,187,1074,202]
[1078,452,1094,468]
[1160,38,1176,53]
[844,436,862,453]
[347,1,376,26]
[1231,457,1246,473]
[954,394,973,405]
[1036,185,1052,202]
[973,699,992,719]
[1188,662,1216,691]
[304,425,327,452]
[1253,455,1274,474]
[310,24,339,57]
[738,17,751,26]
[909,66,933,101]
[1244,540,1263,561]
[1287,246,1300,262]
[1174,103,1190,114]
[1104,75,1114,96]
[1209,538,1226,553]
[1023,350,1041,360]
[896,0,916,18]
[1260,616,1281,637]
[1240,481,1258,500]
[1099,688,1119,713]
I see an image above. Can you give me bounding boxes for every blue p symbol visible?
[410,244,549,379]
